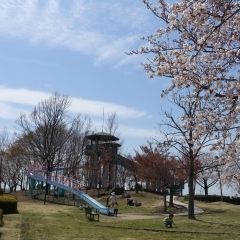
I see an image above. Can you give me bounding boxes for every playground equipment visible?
[27,167,113,215]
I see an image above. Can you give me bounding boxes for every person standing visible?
[110,192,116,207]
[113,202,118,217]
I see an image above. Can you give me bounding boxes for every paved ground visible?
[167,196,204,216]
[101,196,204,221]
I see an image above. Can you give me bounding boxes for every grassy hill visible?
[1,190,240,240]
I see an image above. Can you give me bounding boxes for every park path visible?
[165,196,204,216]
[100,196,204,221]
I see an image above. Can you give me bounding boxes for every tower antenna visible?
[102,107,104,132]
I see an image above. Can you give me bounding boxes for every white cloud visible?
[119,125,158,139]
[0,102,24,120]
[0,0,152,65]
[0,86,50,106]
[71,97,149,118]
[0,86,149,119]
[0,86,156,148]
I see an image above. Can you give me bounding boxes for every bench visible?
[84,207,99,221]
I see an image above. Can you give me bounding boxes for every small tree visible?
[134,142,185,211]
[0,129,10,190]
[195,152,219,195]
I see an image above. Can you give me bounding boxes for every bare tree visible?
[58,116,91,179]
[116,164,129,188]
[3,152,20,192]
[16,93,73,170]
[104,112,118,136]
[103,112,123,188]
[16,92,91,204]
[0,129,11,190]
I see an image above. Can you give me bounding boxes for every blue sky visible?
[0,0,172,155]
[0,0,236,196]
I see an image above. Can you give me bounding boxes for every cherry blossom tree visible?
[195,152,219,195]
[156,91,220,219]
[221,150,240,194]
[128,0,240,219]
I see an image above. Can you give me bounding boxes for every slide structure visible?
[27,166,113,215]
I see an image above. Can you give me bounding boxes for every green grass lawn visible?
[1,191,240,240]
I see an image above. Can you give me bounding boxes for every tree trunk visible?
[163,191,167,212]
[44,183,48,205]
[188,147,195,219]
[169,187,174,207]
[44,161,51,205]
[135,175,138,194]
[135,183,139,194]
[204,179,208,195]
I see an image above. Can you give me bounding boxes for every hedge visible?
[0,194,18,214]
[184,194,240,205]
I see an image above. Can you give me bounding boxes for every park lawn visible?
[96,190,164,215]
[1,191,240,240]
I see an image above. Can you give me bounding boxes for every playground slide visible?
[79,192,112,215]
[28,173,113,215]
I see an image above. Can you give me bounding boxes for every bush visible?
[111,187,124,195]
[0,188,3,195]
[144,188,162,195]
[194,195,222,202]
[0,194,18,214]
[184,194,240,205]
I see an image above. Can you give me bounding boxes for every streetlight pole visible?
[44,158,50,205]
[217,168,223,201]
[0,151,3,191]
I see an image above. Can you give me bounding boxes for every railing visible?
[28,166,86,192]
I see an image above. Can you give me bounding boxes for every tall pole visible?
[218,169,223,201]
[0,151,3,190]
[44,159,50,205]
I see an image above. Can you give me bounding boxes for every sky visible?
[0,0,236,196]
[0,0,171,153]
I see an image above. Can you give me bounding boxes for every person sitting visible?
[163,214,174,228]
[126,198,133,206]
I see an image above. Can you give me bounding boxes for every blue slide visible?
[28,173,113,215]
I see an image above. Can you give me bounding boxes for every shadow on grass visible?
[203,209,227,214]
[195,218,236,227]
[96,224,239,235]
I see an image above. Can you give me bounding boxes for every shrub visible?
[0,194,18,214]
[144,188,162,195]
[184,194,240,205]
